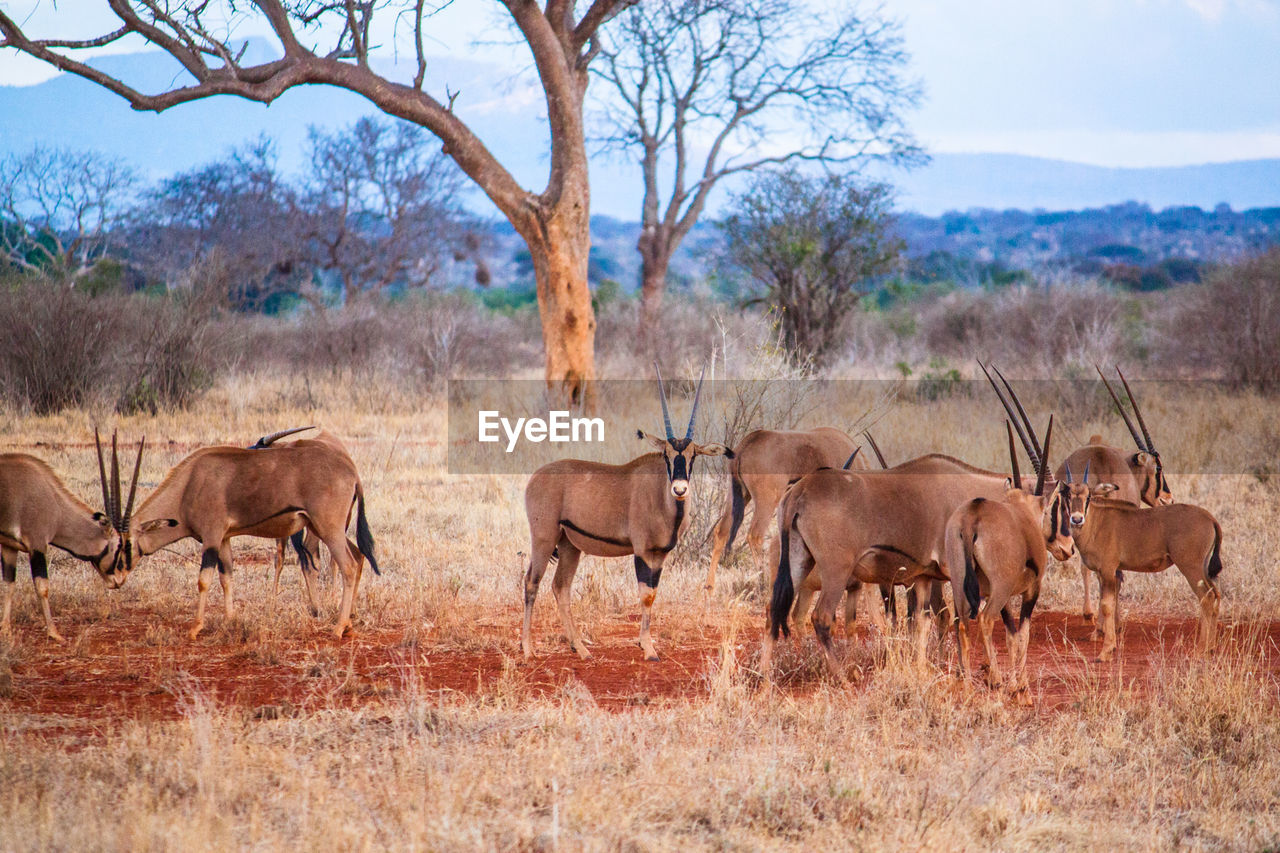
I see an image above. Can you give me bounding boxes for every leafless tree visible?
[0,1,638,403]
[594,0,922,348]
[304,117,473,301]
[721,168,901,369]
[131,137,312,309]
[0,146,138,280]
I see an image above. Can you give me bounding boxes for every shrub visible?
[1164,247,1280,391]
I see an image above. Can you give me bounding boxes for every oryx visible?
[1062,465,1222,662]
[946,418,1074,698]
[522,366,729,661]
[704,427,867,592]
[0,439,126,641]
[111,429,377,638]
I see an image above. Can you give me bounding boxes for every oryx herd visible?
[0,363,1224,701]
[524,363,1223,699]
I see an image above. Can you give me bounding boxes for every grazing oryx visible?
[0,442,125,641]
[762,449,1044,683]
[1062,466,1222,662]
[947,419,1074,698]
[522,366,728,661]
[113,429,377,638]
[705,427,866,592]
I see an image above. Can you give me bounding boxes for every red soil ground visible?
[5,599,1280,742]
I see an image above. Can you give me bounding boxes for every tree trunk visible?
[522,197,596,407]
[637,226,671,354]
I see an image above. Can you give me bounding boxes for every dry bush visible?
[1159,247,1280,390]
[916,281,1134,371]
[0,281,223,414]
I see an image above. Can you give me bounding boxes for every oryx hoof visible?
[46,630,67,644]
[1082,611,1096,623]
[333,621,352,639]
[188,626,203,641]
[574,646,592,661]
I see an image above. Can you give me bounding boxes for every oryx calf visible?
[947,419,1074,698]
[0,448,122,641]
[522,367,728,661]
[114,429,377,639]
[1063,467,1222,662]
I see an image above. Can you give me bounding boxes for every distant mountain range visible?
[2,46,1278,218]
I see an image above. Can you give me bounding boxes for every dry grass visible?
[1,369,1278,850]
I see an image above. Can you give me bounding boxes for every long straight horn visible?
[1095,364,1144,451]
[122,436,144,529]
[980,362,1041,471]
[1005,419,1022,490]
[94,428,113,524]
[1035,415,1054,496]
[110,430,123,531]
[685,366,706,441]
[862,431,888,469]
[992,364,1043,464]
[1115,367,1156,454]
[253,425,317,448]
[653,361,674,440]
[1064,460,1073,484]
[842,447,862,470]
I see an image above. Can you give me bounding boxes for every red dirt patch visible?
[3,606,1279,740]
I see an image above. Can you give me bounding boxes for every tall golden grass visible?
[1,367,1277,850]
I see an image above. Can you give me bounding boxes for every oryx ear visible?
[636,430,668,449]
[1095,483,1120,497]
[695,442,729,457]
[1132,451,1149,467]
[140,518,178,532]
[1088,434,1103,445]
[92,511,110,526]
[1004,476,1015,491]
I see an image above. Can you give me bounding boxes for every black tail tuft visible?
[290,530,314,575]
[1207,525,1224,579]
[769,514,797,640]
[725,471,747,555]
[355,489,379,576]
[962,530,981,620]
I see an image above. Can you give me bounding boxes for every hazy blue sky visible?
[2,0,1277,167]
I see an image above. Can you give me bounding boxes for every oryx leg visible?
[272,538,287,596]
[1095,567,1121,662]
[634,554,665,662]
[843,580,862,636]
[298,544,322,619]
[1012,588,1039,699]
[1,546,16,636]
[1174,557,1221,655]
[550,541,589,660]
[29,550,64,643]
[978,605,1001,688]
[811,585,849,685]
[748,483,784,584]
[1077,551,1096,623]
[521,538,558,659]
[706,485,750,593]
[190,544,225,639]
[325,529,361,639]
[216,541,236,621]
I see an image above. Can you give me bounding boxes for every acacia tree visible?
[594,0,921,348]
[721,168,901,369]
[0,146,138,280]
[0,1,636,402]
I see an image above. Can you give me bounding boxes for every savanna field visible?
[2,301,1279,850]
